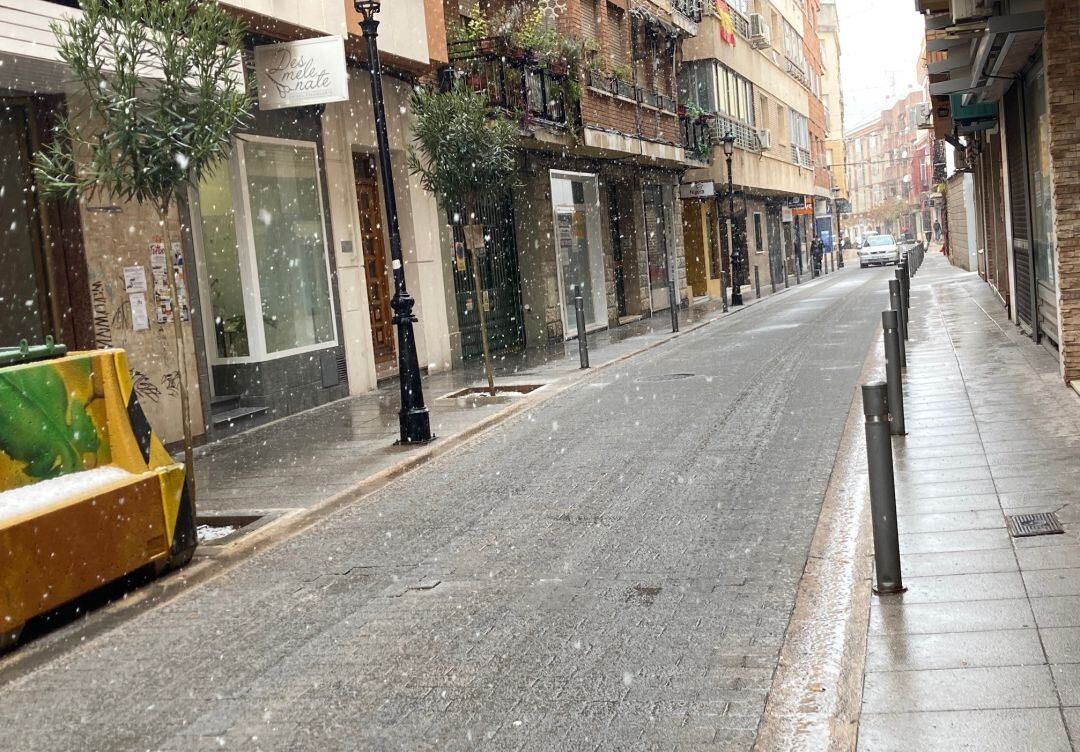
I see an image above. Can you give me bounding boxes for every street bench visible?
[0,346,195,648]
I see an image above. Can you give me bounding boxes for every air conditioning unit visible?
[750,14,771,49]
[756,129,772,150]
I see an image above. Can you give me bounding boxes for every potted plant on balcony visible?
[408,83,520,397]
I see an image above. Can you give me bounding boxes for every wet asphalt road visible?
[0,266,894,751]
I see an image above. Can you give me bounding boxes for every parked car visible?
[859,234,900,268]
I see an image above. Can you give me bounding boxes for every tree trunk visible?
[469,234,496,396]
[157,205,197,507]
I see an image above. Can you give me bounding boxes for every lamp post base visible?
[392,291,435,445]
[731,287,744,306]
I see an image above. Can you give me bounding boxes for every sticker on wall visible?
[172,242,189,321]
[123,266,147,293]
[454,241,466,272]
[129,292,150,331]
[464,296,474,313]
[149,241,189,324]
[482,290,492,312]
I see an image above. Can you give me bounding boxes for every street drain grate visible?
[1006,512,1064,538]
[635,373,696,383]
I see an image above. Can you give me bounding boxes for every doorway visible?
[643,183,672,311]
[609,187,628,318]
[353,154,396,376]
[0,102,50,345]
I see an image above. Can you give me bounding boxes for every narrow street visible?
[0,267,891,751]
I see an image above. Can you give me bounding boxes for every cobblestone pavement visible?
[0,266,892,751]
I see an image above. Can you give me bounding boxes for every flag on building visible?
[716,0,737,46]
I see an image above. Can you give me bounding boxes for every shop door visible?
[1004,84,1038,338]
[353,155,396,372]
[450,192,525,359]
[643,184,671,311]
[609,188,628,318]
[0,104,50,345]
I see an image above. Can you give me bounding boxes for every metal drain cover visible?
[1006,512,1064,538]
[636,373,696,383]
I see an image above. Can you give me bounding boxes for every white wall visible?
[221,0,347,36]
[321,69,452,395]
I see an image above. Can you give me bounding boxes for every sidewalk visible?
[858,251,1080,750]
[192,277,809,518]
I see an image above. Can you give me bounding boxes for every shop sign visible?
[254,36,348,111]
[679,181,716,199]
[781,207,793,223]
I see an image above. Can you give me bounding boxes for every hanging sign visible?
[254,36,348,111]
[679,181,716,199]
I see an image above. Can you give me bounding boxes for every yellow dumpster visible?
[0,346,195,647]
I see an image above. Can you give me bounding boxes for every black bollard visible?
[889,279,907,367]
[721,271,729,313]
[575,296,589,369]
[754,266,761,299]
[882,310,906,436]
[862,382,906,595]
[668,279,679,333]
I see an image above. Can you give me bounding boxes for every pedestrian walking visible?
[934,220,942,240]
[811,236,824,276]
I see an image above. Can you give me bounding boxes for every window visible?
[606,3,626,68]
[782,19,807,74]
[679,61,754,125]
[551,171,606,334]
[582,0,599,41]
[753,213,764,254]
[788,109,809,149]
[728,0,749,14]
[192,136,337,362]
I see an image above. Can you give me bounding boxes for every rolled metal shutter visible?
[1004,83,1037,336]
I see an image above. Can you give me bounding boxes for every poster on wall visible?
[123,266,147,293]
[149,242,189,324]
[253,36,349,111]
[454,241,466,272]
[129,292,150,332]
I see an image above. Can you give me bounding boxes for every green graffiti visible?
[0,361,100,479]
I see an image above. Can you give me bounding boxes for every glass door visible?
[644,184,671,311]
[550,172,605,337]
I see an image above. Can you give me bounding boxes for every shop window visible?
[192,136,337,363]
[754,213,764,254]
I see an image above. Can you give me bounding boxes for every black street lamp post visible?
[355,0,433,444]
[721,133,743,306]
[832,185,845,268]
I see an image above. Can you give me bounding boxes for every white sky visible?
[836,0,926,131]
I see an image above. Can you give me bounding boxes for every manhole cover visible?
[1006,512,1064,538]
[635,373,696,383]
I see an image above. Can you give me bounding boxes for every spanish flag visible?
[716,0,736,46]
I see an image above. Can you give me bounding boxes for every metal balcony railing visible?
[671,0,703,22]
[731,10,751,38]
[585,69,677,113]
[790,144,812,168]
[681,114,713,161]
[444,38,570,127]
[709,113,759,153]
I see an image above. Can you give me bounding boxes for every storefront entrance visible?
[353,154,396,375]
[1,103,51,345]
[551,171,606,337]
[450,191,526,359]
[643,183,673,311]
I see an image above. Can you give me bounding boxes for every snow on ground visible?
[196,524,236,543]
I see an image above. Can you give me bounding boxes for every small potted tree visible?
[408,83,520,396]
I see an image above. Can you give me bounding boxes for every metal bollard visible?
[770,266,776,294]
[721,271,729,313]
[668,278,679,333]
[895,268,909,322]
[889,279,907,367]
[575,296,589,369]
[862,382,906,595]
[900,261,910,311]
[754,266,761,299]
[882,310,906,436]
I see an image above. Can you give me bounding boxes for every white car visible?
[859,234,900,268]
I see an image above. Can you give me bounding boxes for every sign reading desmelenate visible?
[254,36,348,111]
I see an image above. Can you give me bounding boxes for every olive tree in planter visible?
[35,0,253,506]
[407,82,520,395]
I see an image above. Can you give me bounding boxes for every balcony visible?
[790,144,812,168]
[681,113,713,163]
[671,0,702,33]
[732,10,751,39]
[585,69,677,113]
[708,112,759,153]
[446,38,572,129]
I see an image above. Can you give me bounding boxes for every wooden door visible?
[353,155,396,369]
